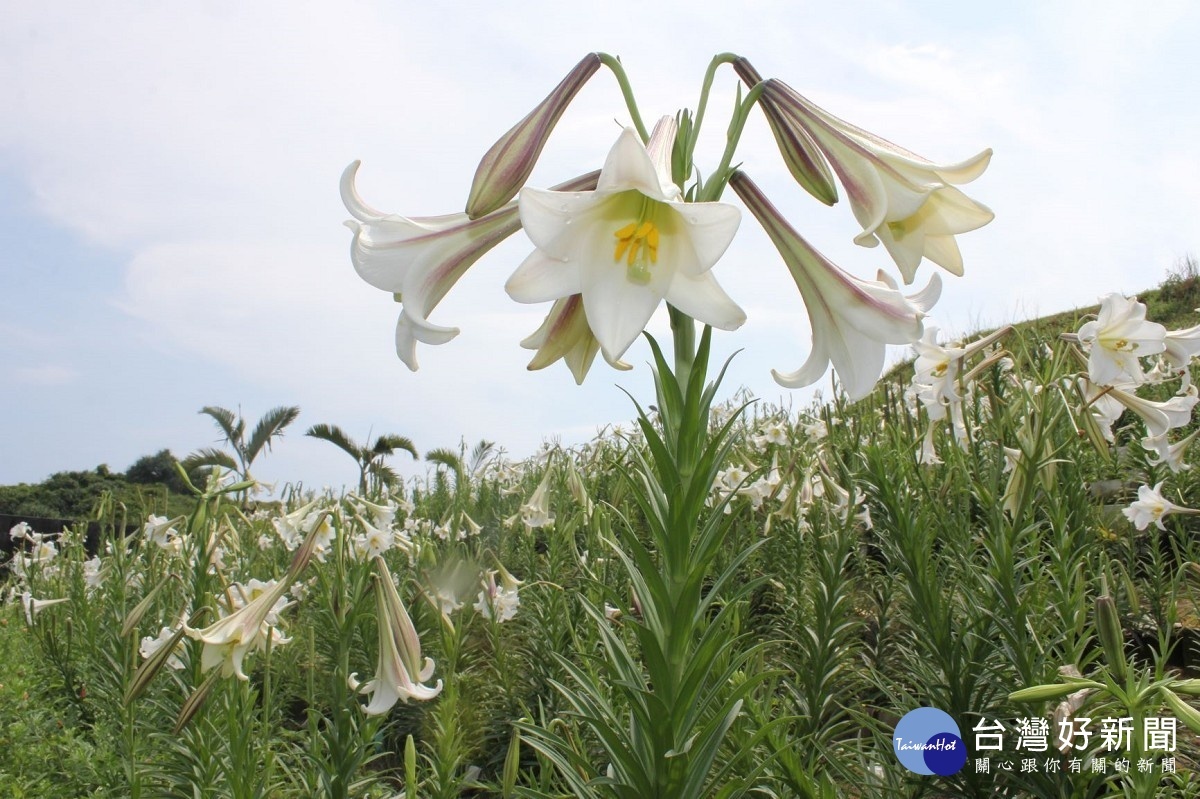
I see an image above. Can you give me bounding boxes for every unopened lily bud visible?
[733,57,837,207]
[1170,678,1200,696]
[466,53,601,218]
[1161,688,1200,734]
[1095,595,1128,682]
[1009,679,1102,704]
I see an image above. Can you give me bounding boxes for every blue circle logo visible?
[893,707,967,776]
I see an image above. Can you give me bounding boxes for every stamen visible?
[612,212,661,285]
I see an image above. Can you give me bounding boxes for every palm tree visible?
[183,405,301,489]
[305,424,418,495]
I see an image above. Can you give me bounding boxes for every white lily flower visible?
[474,568,521,623]
[1163,321,1200,390]
[507,116,745,362]
[1142,429,1198,473]
[140,626,187,671]
[354,558,442,715]
[1081,379,1197,439]
[759,80,994,284]
[1076,294,1166,386]
[343,162,598,369]
[731,171,939,400]
[342,161,523,370]
[1123,482,1200,531]
[520,293,631,384]
[19,592,68,626]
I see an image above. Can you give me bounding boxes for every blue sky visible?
[3,1,1198,492]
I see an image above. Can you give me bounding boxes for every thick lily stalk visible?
[466,53,602,218]
[519,328,772,797]
[731,170,938,400]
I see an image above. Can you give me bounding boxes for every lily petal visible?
[732,171,934,400]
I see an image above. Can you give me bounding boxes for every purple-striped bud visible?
[733,58,838,207]
[465,53,601,219]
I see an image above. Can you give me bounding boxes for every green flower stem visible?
[669,306,697,391]
[684,52,741,172]
[597,53,649,142]
[699,81,765,202]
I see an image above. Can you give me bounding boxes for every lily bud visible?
[733,57,837,206]
[1009,679,1103,704]
[1094,595,1127,682]
[1161,688,1200,734]
[466,53,601,218]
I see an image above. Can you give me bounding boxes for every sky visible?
[2,0,1198,493]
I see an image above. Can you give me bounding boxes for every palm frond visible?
[305,423,362,460]
[245,405,301,464]
[468,439,496,474]
[180,447,240,474]
[372,435,418,459]
[199,405,242,448]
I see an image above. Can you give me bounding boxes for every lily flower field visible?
[6,51,1200,799]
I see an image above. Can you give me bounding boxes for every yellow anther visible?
[613,218,661,283]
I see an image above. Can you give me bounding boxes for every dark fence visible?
[0,514,116,559]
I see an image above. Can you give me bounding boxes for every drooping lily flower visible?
[1076,293,1166,386]
[1142,429,1198,473]
[506,116,745,362]
[342,163,598,369]
[184,524,318,680]
[20,592,68,626]
[520,294,631,384]
[352,557,442,715]
[757,80,993,284]
[466,53,602,218]
[1080,378,1198,439]
[731,171,939,400]
[1162,322,1200,391]
[1123,482,1200,531]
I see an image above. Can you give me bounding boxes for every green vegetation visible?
[3,270,1200,796]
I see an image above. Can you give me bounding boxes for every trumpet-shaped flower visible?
[1076,294,1166,386]
[1123,482,1200,531]
[506,117,745,362]
[759,80,994,284]
[19,592,68,626]
[518,468,555,529]
[184,529,317,680]
[1162,322,1200,390]
[343,163,599,369]
[731,171,939,400]
[1142,429,1199,473]
[474,567,521,623]
[186,577,295,680]
[1080,379,1197,440]
[353,558,442,714]
[520,294,631,383]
